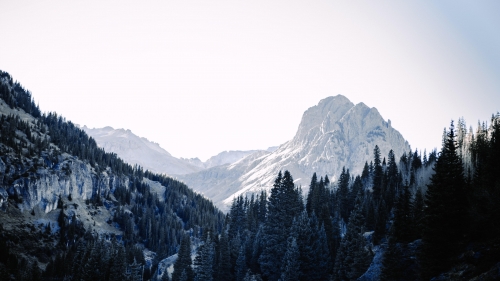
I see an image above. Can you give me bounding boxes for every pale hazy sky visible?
[1,1,499,161]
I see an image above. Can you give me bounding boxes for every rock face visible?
[83,126,203,175]
[1,152,128,213]
[179,95,410,210]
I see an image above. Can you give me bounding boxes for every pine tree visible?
[310,224,331,280]
[216,231,233,281]
[372,199,387,245]
[109,244,127,281]
[380,236,414,281]
[391,182,413,243]
[259,171,303,281]
[289,211,314,280]
[333,196,372,281]
[173,235,194,281]
[306,172,318,215]
[338,167,350,223]
[235,246,247,281]
[280,238,300,281]
[421,121,468,280]
[194,234,214,281]
[372,145,383,200]
[412,188,425,239]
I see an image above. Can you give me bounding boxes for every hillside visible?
[0,70,224,280]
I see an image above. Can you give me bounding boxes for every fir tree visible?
[421,121,468,280]
[333,196,372,281]
[306,172,318,215]
[372,145,383,200]
[391,182,413,243]
[338,167,351,223]
[280,238,300,281]
[216,231,233,281]
[173,235,194,281]
[194,234,214,281]
[259,171,303,281]
[235,246,247,281]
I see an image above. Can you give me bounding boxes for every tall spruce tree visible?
[333,196,372,281]
[338,167,351,223]
[280,238,300,281]
[172,235,194,281]
[306,172,318,215]
[259,171,302,281]
[289,211,314,280]
[194,234,214,281]
[216,231,233,281]
[372,145,383,200]
[420,121,467,280]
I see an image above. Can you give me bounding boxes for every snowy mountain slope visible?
[179,95,410,210]
[83,126,203,175]
[181,150,263,170]
[84,126,270,175]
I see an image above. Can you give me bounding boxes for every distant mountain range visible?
[85,95,410,211]
[83,126,271,176]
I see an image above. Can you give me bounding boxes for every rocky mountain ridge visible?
[83,126,269,176]
[179,95,410,210]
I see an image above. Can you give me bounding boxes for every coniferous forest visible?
[1,69,500,280]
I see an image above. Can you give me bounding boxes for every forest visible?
[191,116,500,281]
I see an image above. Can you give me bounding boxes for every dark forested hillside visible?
[0,70,224,280]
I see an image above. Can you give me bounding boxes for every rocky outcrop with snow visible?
[179,95,410,210]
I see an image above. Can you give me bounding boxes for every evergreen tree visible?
[109,244,127,281]
[310,223,331,280]
[391,182,413,243]
[216,231,233,281]
[372,145,383,200]
[279,238,300,281]
[412,188,425,239]
[380,236,416,281]
[306,172,318,215]
[338,167,351,223]
[235,246,247,281]
[173,235,194,281]
[421,122,468,280]
[289,211,314,280]
[333,196,372,281]
[259,171,303,281]
[195,234,215,281]
[372,199,387,245]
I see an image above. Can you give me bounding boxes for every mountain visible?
[179,95,410,210]
[84,126,270,174]
[82,126,203,175]
[181,150,263,170]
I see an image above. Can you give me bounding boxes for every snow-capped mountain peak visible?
[179,95,410,210]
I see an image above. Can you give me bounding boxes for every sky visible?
[1,1,499,161]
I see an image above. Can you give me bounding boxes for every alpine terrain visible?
[179,95,410,210]
[83,126,272,177]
